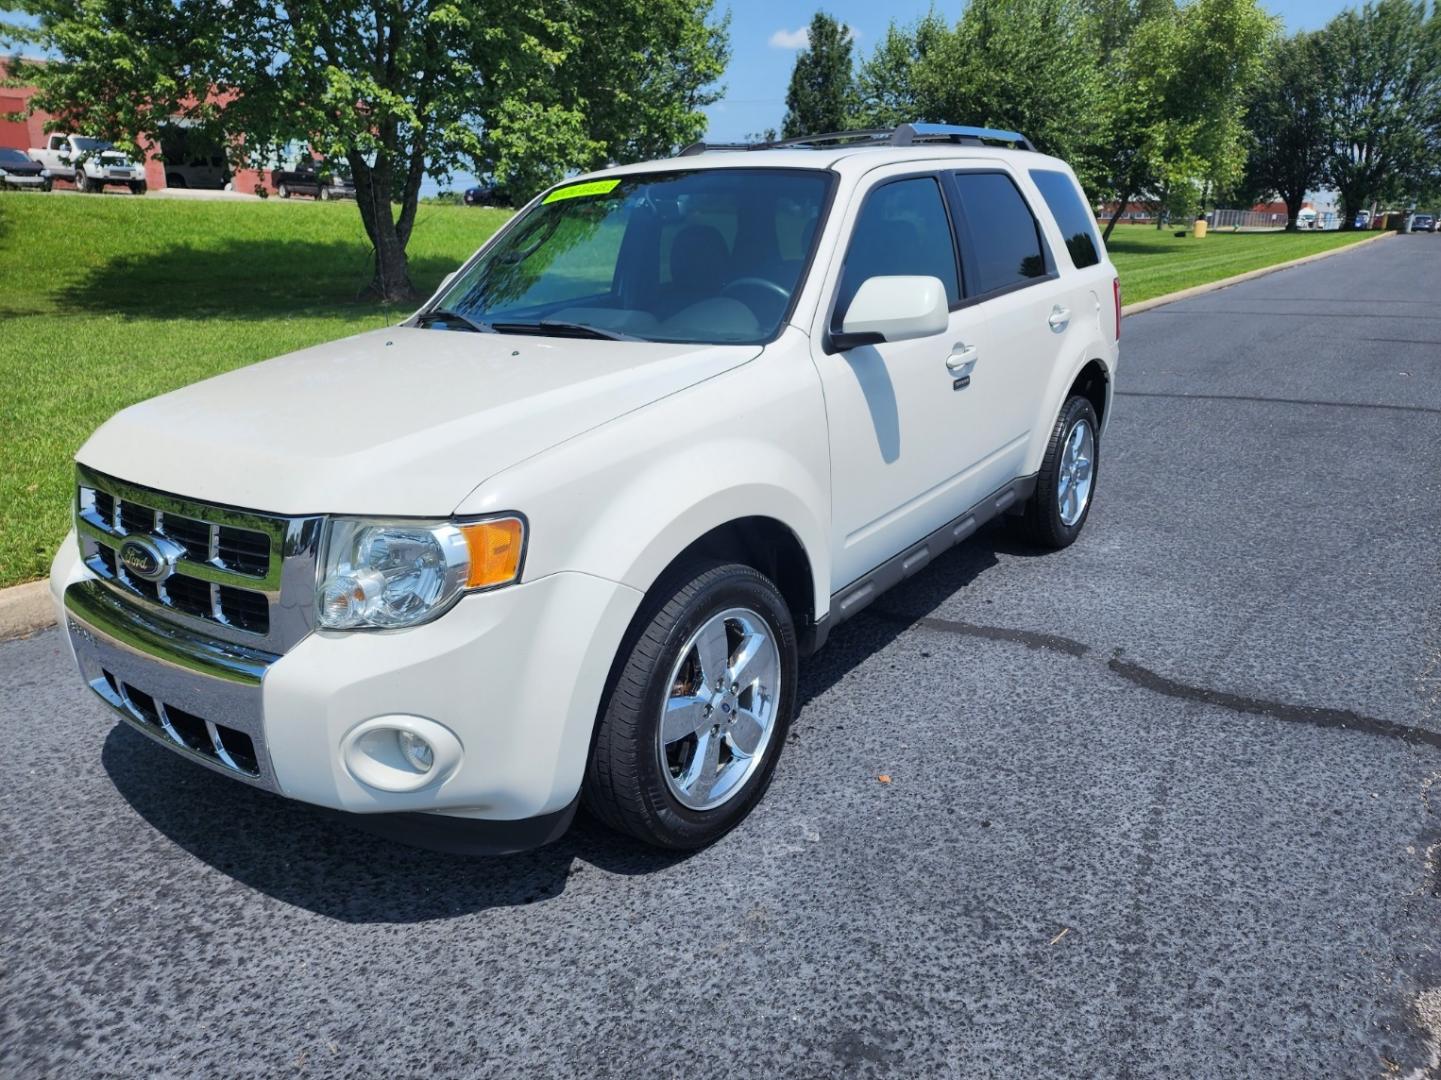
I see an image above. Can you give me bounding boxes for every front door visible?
[809,172,1016,590]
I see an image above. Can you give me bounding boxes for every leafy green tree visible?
[1240,32,1329,230]
[1318,0,1441,229]
[853,14,949,129]
[4,0,728,301]
[1088,0,1274,238]
[850,1,1105,188]
[780,11,857,139]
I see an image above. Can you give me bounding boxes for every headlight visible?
[40,168,50,177]
[0,169,7,178]
[317,516,525,630]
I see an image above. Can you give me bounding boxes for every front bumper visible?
[2,174,46,186]
[52,533,642,842]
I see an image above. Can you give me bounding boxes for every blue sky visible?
[703,0,1358,142]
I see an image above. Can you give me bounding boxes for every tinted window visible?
[835,177,959,321]
[950,172,1048,295]
[1030,169,1101,269]
[0,148,29,164]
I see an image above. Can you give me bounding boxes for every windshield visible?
[72,138,114,153]
[429,168,832,345]
[0,148,30,164]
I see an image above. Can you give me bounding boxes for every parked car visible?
[1411,213,1435,233]
[51,123,1119,854]
[0,147,52,191]
[463,182,509,207]
[1353,210,1371,229]
[30,134,145,194]
[272,159,355,200]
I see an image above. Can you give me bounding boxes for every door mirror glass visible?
[833,275,949,350]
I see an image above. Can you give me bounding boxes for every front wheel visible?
[130,181,146,195]
[318,185,331,201]
[74,170,91,193]
[1017,394,1100,549]
[584,562,797,850]
[277,182,290,199]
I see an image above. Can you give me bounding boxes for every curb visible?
[1121,230,1394,317]
[0,580,55,642]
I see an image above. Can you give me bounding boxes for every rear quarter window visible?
[1029,169,1102,270]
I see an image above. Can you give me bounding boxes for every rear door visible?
[940,167,1073,471]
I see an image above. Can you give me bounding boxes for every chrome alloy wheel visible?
[658,607,782,811]
[1057,418,1095,527]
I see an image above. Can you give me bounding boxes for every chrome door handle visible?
[1048,305,1071,332]
[946,344,978,375]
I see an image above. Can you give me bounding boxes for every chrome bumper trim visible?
[65,579,282,791]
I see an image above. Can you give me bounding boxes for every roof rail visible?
[677,122,1036,157]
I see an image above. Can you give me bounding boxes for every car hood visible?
[77,327,762,516]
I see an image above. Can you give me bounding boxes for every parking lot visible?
[1,235,1438,1078]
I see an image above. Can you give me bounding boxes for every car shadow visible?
[43,238,467,322]
[101,522,1038,922]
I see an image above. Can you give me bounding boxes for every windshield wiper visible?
[490,320,636,341]
[414,309,493,333]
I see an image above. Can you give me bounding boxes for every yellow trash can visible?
[1193,217,1208,238]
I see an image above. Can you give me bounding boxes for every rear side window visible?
[1030,169,1101,269]
[834,176,960,321]
[949,172,1049,296]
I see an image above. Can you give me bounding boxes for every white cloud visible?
[769,26,810,48]
[768,24,859,49]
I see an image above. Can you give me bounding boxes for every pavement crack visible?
[874,606,1441,752]
[872,610,1089,657]
[1116,390,1441,416]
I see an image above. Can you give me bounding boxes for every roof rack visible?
[678,122,1036,157]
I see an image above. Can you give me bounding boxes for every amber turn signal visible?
[459,517,525,589]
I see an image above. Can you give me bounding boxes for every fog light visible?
[397,729,434,772]
[340,715,462,793]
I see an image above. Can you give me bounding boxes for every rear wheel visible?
[74,169,91,193]
[130,181,146,196]
[584,562,797,850]
[318,185,331,201]
[277,182,290,199]
[1017,394,1100,549]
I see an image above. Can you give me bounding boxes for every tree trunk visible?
[1101,195,1130,243]
[348,150,418,304]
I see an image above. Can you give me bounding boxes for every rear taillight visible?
[1113,277,1122,340]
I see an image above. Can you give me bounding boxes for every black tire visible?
[318,185,331,201]
[130,181,146,195]
[584,561,798,850]
[41,179,53,193]
[74,170,91,193]
[1017,394,1101,549]
[277,182,290,199]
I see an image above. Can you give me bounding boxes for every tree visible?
[853,14,948,129]
[1087,0,1274,239]
[780,11,857,139]
[5,0,728,302]
[1240,32,1329,230]
[1318,0,1441,229]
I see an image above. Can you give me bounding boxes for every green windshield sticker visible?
[543,178,622,204]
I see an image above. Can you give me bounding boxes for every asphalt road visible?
[3,235,1440,1079]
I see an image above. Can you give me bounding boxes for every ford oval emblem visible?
[118,535,172,582]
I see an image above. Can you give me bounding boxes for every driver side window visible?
[833,177,960,326]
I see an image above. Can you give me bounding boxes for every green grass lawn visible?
[0,193,510,587]
[0,195,1382,587]
[1105,223,1379,304]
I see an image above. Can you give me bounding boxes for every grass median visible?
[0,195,1383,587]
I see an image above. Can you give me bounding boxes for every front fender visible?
[455,342,832,620]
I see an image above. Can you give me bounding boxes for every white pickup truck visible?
[31,133,146,194]
[51,123,1119,854]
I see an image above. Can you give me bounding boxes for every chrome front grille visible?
[99,667,260,777]
[75,464,324,654]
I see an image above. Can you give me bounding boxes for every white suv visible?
[51,124,1119,852]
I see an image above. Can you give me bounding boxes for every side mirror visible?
[831,275,949,352]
